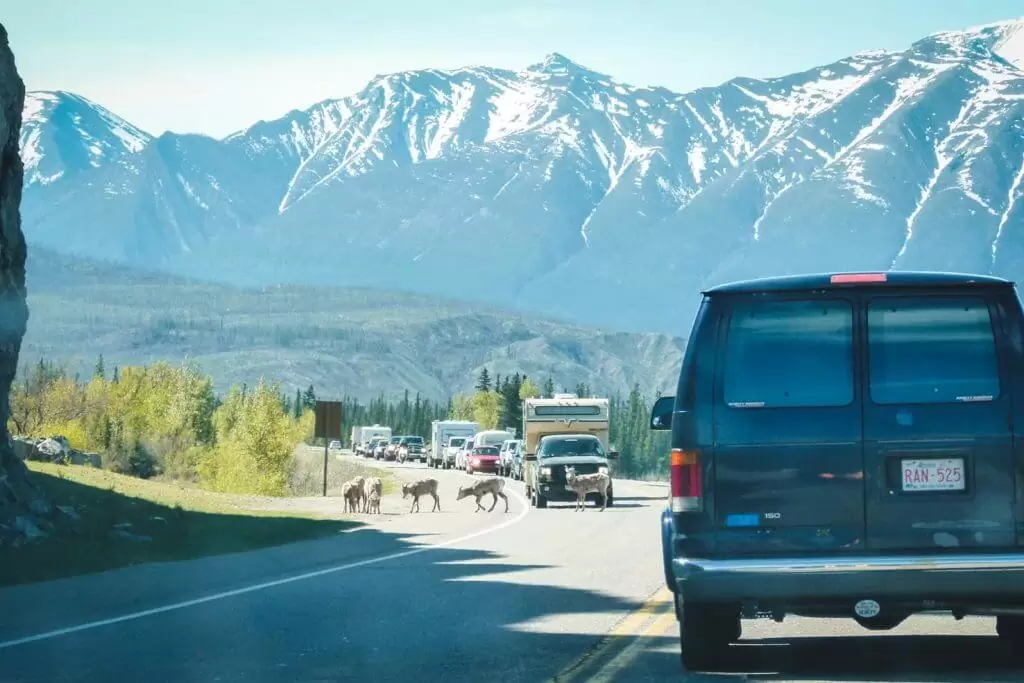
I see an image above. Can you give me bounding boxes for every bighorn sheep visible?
[342,482,360,513]
[366,490,381,514]
[363,476,382,506]
[402,478,441,513]
[565,466,611,511]
[456,477,508,513]
[349,476,367,512]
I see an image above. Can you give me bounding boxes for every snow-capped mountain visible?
[19,18,1024,334]
[21,91,150,186]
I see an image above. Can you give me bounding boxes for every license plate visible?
[901,458,965,492]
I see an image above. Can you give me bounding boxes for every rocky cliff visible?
[0,23,46,545]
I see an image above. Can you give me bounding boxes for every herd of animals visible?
[340,475,509,514]
[339,465,613,515]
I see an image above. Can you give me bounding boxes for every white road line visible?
[0,486,530,651]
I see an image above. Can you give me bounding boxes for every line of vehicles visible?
[349,427,427,464]
[346,394,620,508]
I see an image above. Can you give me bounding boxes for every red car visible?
[466,446,500,474]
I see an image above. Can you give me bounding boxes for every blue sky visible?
[5,0,1022,137]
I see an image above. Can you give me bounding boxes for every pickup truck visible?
[397,436,426,463]
[524,433,618,509]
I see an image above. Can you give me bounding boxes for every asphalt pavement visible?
[1,451,1022,682]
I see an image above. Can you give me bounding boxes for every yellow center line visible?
[547,587,673,683]
[588,608,678,683]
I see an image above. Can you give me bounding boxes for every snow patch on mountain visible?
[16,18,1024,335]
[20,90,151,187]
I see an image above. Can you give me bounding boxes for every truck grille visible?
[550,463,600,484]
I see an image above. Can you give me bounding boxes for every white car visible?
[454,438,475,470]
[329,440,342,451]
[443,436,468,469]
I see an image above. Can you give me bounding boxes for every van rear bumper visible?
[673,553,1024,602]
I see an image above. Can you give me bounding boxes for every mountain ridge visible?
[22,246,685,401]
[18,17,1024,335]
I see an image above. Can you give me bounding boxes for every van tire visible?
[677,599,738,672]
[535,490,548,509]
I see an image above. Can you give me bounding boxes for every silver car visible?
[499,439,521,477]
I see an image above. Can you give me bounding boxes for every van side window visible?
[723,299,854,408]
[868,296,1000,405]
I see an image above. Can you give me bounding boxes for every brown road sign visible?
[314,401,343,440]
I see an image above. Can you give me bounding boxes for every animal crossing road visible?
[2,454,1018,682]
[0,454,667,682]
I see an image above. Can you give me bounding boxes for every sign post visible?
[314,400,343,497]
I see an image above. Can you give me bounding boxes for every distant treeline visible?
[13,356,668,486]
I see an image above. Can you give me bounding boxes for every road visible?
[0,450,1022,682]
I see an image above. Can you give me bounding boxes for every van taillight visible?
[670,448,702,513]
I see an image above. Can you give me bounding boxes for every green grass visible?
[1,463,359,588]
[288,449,399,497]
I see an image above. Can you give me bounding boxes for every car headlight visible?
[539,466,551,480]
[599,466,609,475]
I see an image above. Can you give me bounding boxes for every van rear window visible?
[723,299,854,408]
[868,296,1000,405]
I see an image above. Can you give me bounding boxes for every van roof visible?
[704,271,1013,295]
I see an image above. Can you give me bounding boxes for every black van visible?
[650,271,1024,671]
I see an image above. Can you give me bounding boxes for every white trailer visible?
[474,428,517,449]
[429,420,479,469]
[352,425,391,453]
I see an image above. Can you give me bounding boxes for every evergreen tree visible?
[543,377,555,398]
[112,365,120,383]
[499,374,524,434]
[476,368,492,392]
[413,392,423,435]
[303,384,316,409]
[510,373,523,419]
[93,355,105,380]
[281,391,293,416]
[294,388,303,418]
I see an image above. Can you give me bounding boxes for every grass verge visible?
[288,448,398,497]
[2,463,359,588]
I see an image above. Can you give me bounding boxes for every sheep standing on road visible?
[363,476,382,506]
[342,482,360,513]
[402,478,441,513]
[565,466,611,512]
[349,476,367,512]
[366,490,381,514]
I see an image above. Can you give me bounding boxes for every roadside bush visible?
[9,359,304,495]
[197,380,300,496]
[105,441,159,479]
